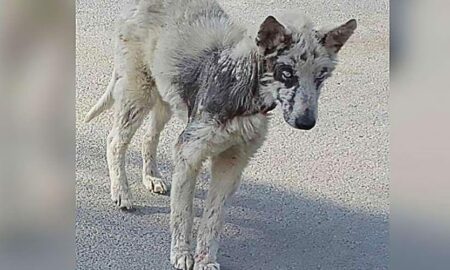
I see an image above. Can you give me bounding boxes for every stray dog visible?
[85,0,356,269]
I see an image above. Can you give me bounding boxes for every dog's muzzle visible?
[293,108,316,130]
[295,116,316,130]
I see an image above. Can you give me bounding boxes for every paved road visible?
[76,0,389,269]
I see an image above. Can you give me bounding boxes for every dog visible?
[85,0,356,269]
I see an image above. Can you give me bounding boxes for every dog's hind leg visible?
[142,99,172,194]
[107,78,150,210]
[193,145,251,270]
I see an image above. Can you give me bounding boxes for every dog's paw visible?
[143,175,168,194]
[111,188,133,210]
[194,262,220,270]
[172,252,194,270]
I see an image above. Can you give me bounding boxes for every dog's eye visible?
[317,67,328,78]
[279,67,294,81]
[274,66,296,86]
[314,68,329,88]
[282,70,292,79]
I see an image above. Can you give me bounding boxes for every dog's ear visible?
[256,16,292,56]
[321,19,357,53]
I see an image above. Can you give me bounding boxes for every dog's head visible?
[256,14,356,130]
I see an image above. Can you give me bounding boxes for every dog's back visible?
[159,0,245,56]
[152,0,255,120]
[116,0,244,69]
[107,0,247,119]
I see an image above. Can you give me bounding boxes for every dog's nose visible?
[295,117,316,130]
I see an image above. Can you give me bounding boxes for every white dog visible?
[85,0,356,269]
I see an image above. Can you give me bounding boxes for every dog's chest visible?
[217,113,269,146]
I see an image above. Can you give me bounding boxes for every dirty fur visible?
[84,0,356,269]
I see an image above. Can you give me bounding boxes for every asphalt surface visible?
[76,0,389,269]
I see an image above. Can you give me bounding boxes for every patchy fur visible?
[84,0,356,269]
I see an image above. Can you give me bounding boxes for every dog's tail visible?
[84,69,116,123]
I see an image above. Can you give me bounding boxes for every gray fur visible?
[175,48,268,123]
[85,0,356,269]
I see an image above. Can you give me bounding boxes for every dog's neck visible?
[229,37,278,115]
[189,37,277,124]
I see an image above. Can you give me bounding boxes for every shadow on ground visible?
[76,142,388,270]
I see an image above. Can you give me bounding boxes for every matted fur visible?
[85,0,356,269]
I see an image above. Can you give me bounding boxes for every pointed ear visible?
[256,16,292,56]
[321,19,357,53]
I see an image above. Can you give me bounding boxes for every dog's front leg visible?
[170,135,205,270]
[194,146,250,270]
